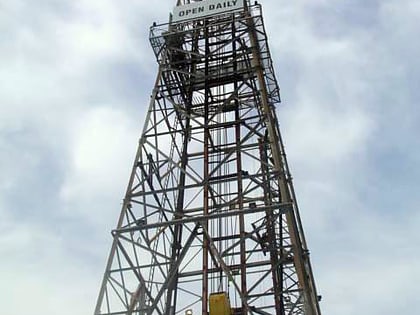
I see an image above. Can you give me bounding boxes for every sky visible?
[0,0,419,314]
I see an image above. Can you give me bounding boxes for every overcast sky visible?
[1,0,419,314]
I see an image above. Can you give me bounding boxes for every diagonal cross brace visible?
[147,223,201,314]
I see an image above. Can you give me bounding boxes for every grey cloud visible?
[1,1,419,315]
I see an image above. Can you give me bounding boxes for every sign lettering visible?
[173,0,244,23]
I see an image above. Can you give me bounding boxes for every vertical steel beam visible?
[202,19,210,315]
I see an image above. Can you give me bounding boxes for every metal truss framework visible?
[95,2,321,315]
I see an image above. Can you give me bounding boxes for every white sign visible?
[173,0,244,23]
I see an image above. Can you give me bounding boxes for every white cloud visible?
[60,106,139,226]
[0,2,156,313]
[0,218,98,315]
[262,2,420,314]
[317,210,420,314]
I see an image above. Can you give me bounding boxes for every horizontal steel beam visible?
[114,202,292,233]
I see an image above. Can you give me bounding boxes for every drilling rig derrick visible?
[94,1,322,315]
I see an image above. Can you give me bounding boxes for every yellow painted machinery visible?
[209,292,231,315]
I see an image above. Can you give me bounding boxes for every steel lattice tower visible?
[94,1,322,315]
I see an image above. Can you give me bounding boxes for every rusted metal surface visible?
[94,1,322,315]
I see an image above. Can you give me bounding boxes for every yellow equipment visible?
[209,292,232,315]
